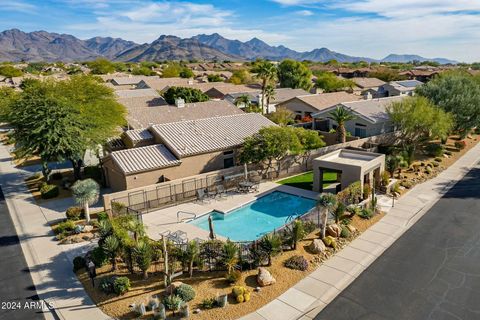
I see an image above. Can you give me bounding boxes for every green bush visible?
[303,220,316,234]
[200,297,217,309]
[340,226,351,238]
[51,172,63,180]
[66,207,84,221]
[163,86,209,105]
[72,256,86,272]
[358,208,373,220]
[225,269,242,284]
[40,183,59,199]
[425,143,444,157]
[91,247,108,267]
[454,140,466,150]
[113,277,130,295]
[284,255,308,271]
[391,182,401,194]
[175,284,196,302]
[100,277,114,294]
[163,294,183,311]
[381,171,390,186]
[55,220,76,234]
[96,211,109,221]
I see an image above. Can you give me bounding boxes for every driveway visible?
[0,187,45,320]
[315,165,480,320]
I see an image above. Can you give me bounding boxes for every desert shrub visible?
[225,269,242,284]
[175,284,195,302]
[100,277,114,294]
[363,184,371,199]
[113,276,130,295]
[340,226,351,238]
[400,180,413,189]
[284,255,308,271]
[66,206,84,221]
[51,172,63,180]
[200,297,217,309]
[434,157,443,162]
[163,294,183,311]
[391,182,401,194]
[91,246,108,267]
[55,220,76,234]
[432,161,440,167]
[97,211,109,221]
[358,208,373,220]
[111,202,126,215]
[303,220,316,234]
[425,143,444,157]
[40,183,59,199]
[72,256,86,272]
[454,140,466,150]
[381,171,390,187]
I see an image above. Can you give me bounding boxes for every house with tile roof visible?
[102,113,276,191]
[381,80,423,97]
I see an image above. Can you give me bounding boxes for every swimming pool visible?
[189,191,316,241]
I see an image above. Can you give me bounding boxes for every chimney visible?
[364,92,373,100]
[175,98,185,108]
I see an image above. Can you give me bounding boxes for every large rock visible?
[166,281,183,294]
[308,239,326,254]
[257,267,276,287]
[326,224,342,237]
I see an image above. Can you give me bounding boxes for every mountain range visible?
[0,29,457,64]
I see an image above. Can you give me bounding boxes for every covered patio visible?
[312,149,385,193]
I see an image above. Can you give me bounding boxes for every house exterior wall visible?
[381,84,414,97]
[277,98,319,117]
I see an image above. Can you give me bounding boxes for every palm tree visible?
[259,233,282,266]
[332,202,349,224]
[254,61,277,114]
[234,95,251,110]
[222,240,239,274]
[71,178,100,223]
[102,235,120,271]
[264,84,276,114]
[184,241,200,278]
[316,193,337,238]
[329,106,356,143]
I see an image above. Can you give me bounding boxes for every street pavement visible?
[0,187,45,320]
[315,164,480,320]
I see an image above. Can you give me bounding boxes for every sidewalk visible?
[240,141,480,320]
[0,144,110,320]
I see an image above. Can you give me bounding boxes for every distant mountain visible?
[381,54,457,64]
[115,35,240,62]
[0,29,457,64]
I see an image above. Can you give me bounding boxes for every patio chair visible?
[196,189,211,203]
[167,230,188,244]
[216,185,229,199]
[206,186,217,199]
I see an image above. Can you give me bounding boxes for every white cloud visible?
[295,10,314,16]
[0,1,37,14]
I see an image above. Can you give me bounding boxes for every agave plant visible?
[134,240,152,279]
[71,178,100,223]
[102,235,120,271]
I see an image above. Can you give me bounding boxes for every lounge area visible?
[312,149,385,193]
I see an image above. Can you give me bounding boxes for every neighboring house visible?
[137,77,198,92]
[350,77,386,98]
[117,98,243,129]
[110,75,160,87]
[333,68,371,78]
[115,88,160,98]
[381,80,423,97]
[311,96,405,137]
[102,113,275,191]
[277,92,361,121]
[399,69,439,82]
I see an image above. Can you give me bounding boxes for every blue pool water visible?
[189,191,316,241]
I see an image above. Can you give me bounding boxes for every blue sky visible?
[1,0,480,62]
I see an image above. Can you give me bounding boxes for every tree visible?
[267,107,294,126]
[183,241,200,278]
[253,61,277,114]
[239,126,302,177]
[387,96,453,160]
[286,219,306,250]
[222,240,239,274]
[277,59,312,91]
[180,68,194,78]
[134,240,152,279]
[259,233,282,266]
[163,86,209,104]
[332,202,349,224]
[207,74,222,82]
[132,66,156,76]
[316,193,337,238]
[329,106,356,143]
[71,179,100,223]
[228,69,253,84]
[264,84,276,114]
[87,58,115,74]
[416,72,480,135]
[386,154,408,178]
[0,87,19,122]
[0,65,23,77]
[315,72,354,93]
[292,127,325,169]
[102,235,120,271]
[234,95,252,109]
[162,63,182,78]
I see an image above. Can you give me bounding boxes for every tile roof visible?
[119,99,244,129]
[139,77,200,91]
[387,80,424,91]
[351,77,385,89]
[124,129,154,142]
[151,113,275,157]
[339,96,406,123]
[111,144,181,174]
[115,88,160,98]
[111,76,160,86]
[287,92,362,111]
[271,88,311,103]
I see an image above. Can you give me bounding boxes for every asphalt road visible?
[316,166,480,320]
[0,187,45,320]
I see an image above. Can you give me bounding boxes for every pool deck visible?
[142,181,319,241]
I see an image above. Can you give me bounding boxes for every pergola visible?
[312,149,385,193]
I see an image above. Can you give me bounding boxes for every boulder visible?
[326,224,342,237]
[83,225,94,232]
[257,267,276,287]
[308,239,326,254]
[165,281,183,294]
[346,225,357,233]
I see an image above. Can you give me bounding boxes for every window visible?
[223,157,234,168]
[355,127,367,138]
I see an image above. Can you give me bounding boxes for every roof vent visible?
[175,98,185,108]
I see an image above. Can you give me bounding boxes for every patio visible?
[141,181,319,242]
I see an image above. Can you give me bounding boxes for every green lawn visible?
[277,171,337,191]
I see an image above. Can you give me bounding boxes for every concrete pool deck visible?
[142,181,319,241]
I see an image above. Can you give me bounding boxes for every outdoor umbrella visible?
[208,215,216,240]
